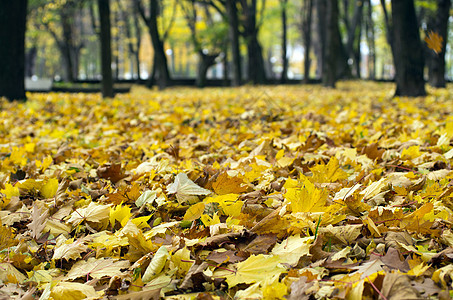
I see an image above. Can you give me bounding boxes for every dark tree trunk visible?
[25,46,37,78]
[302,0,313,83]
[133,8,142,81]
[322,0,340,87]
[98,0,114,98]
[61,17,76,82]
[196,54,218,87]
[364,0,375,79]
[137,0,171,89]
[226,0,242,86]
[280,0,288,83]
[391,0,426,96]
[113,7,120,80]
[316,0,327,79]
[426,0,451,88]
[345,1,363,77]
[0,0,27,101]
[241,0,267,84]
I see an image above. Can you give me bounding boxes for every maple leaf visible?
[351,259,384,279]
[27,202,49,239]
[285,176,328,213]
[52,237,88,261]
[210,171,249,195]
[0,263,27,283]
[50,281,98,299]
[271,234,313,265]
[225,254,286,287]
[310,156,348,183]
[65,257,130,280]
[425,31,443,54]
[167,173,211,204]
[67,201,110,226]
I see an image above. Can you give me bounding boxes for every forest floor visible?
[0,81,452,299]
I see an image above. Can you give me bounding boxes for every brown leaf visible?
[381,272,421,300]
[361,143,385,160]
[206,250,245,264]
[377,247,410,272]
[97,163,126,184]
[179,262,210,291]
[288,276,312,300]
[198,230,253,249]
[27,203,49,239]
[241,234,277,255]
[309,234,330,262]
[114,289,160,300]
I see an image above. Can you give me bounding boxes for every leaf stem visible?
[366,275,387,300]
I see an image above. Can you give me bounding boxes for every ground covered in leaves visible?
[1,82,453,299]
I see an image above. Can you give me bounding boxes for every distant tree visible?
[0,0,28,101]
[116,0,142,81]
[240,0,267,84]
[322,0,340,87]
[98,0,114,98]
[40,0,85,82]
[280,0,288,83]
[343,0,363,78]
[135,0,172,89]
[363,0,376,79]
[301,0,313,83]
[390,0,426,96]
[225,0,242,86]
[181,1,226,87]
[425,0,451,88]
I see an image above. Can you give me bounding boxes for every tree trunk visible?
[280,0,288,83]
[226,0,242,86]
[391,0,426,96]
[98,0,114,98]
[365,0,375,79]
[241,0,267,84]
[316,0,327,79]
[0,0,27,101]
[426,0,451,88]
[196,53,218,87]
[302,0,313,83]
[61,17,75,82]
[141,0,170,89]
[345,1,363,77]
[25,46,37,78]
[322,0,340,87]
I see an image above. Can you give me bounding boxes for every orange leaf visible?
[425,31,443,54]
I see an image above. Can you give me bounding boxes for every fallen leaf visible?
[167,173,211,204]
[66,257,130,280]
[225,254,286,287]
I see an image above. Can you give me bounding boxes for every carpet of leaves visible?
[1,82,453,300]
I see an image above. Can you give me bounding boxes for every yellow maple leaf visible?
[41,178,59,199]
[110,204,132,227]
[50,281,99,300]
[225,254,286,287]
[205,194,243,217]
[211,171,249,195]
[310,156,348,183]
[285,176,328,213]
[183,202,206,221]
[271,234,313,265]
[425,31,443,54]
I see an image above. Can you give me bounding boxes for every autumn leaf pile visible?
[1,82,453,299]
